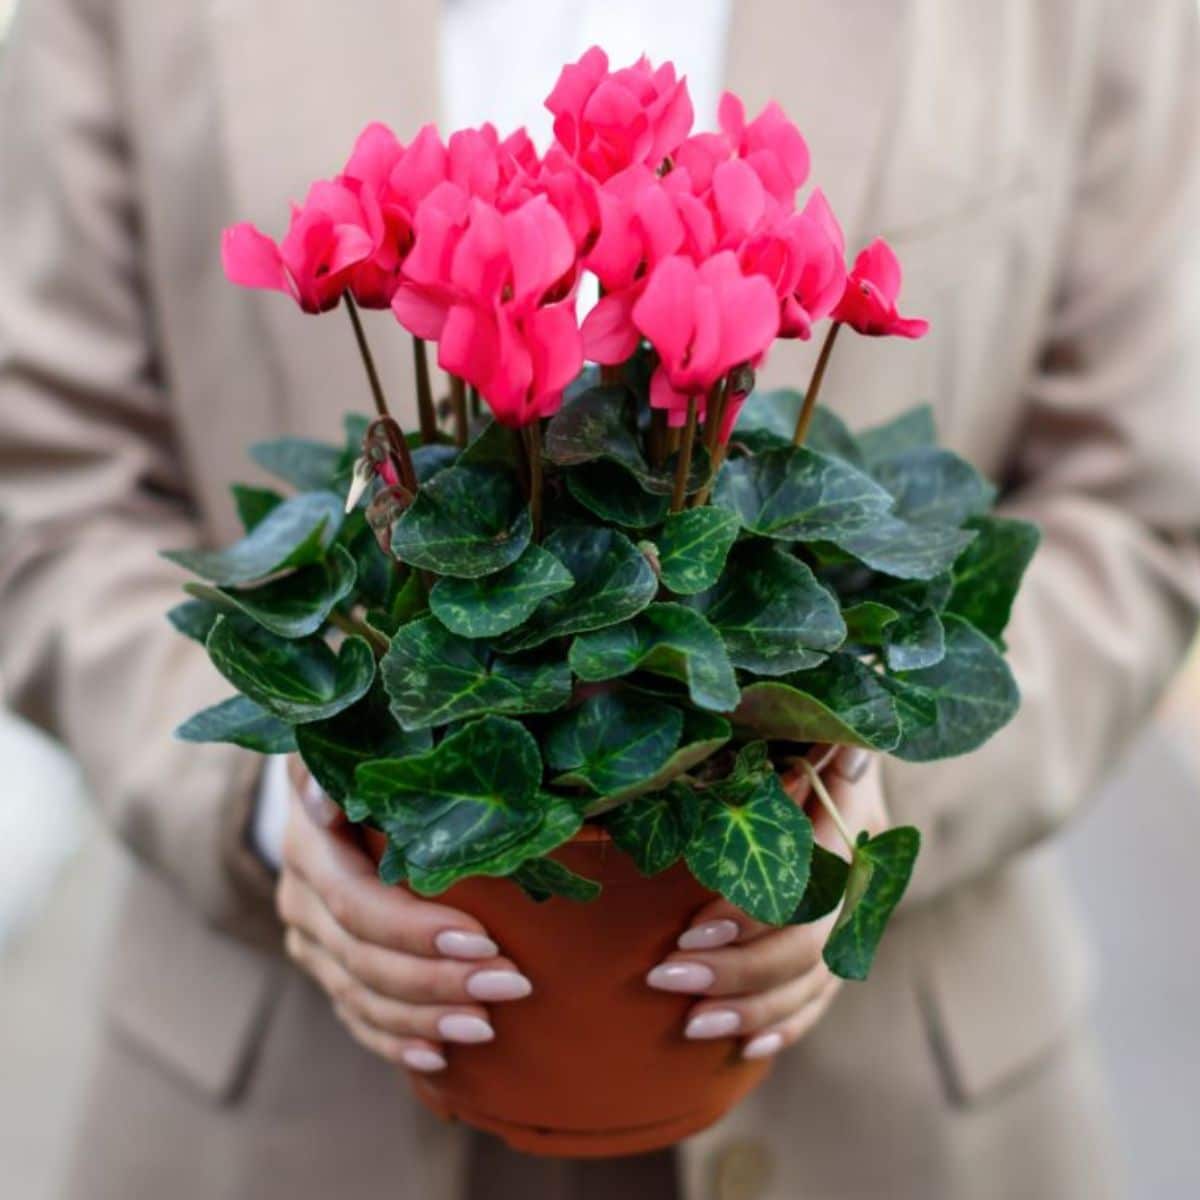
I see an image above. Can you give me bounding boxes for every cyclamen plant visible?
[170,47,1038,981]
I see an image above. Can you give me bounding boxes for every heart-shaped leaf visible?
[883,608,946,671]
[883,615,1019,761]
[692,543,845,676]
[458,419,522,470]
[187,544,357,639]
[733,654,902,750]
[566,461,670,528]
[546,690,683,796]
[833,516,976,581]
[823,827,920,979]
[684,745,814,924]
[500,525,657,652]
[391,464,531,579]
[841,601,900,645]
[585,709,731,814]
[871,446,996,528]
[512,858,601,903]
[654,507,740,595]
[231,484,284,531]
[206,617,375,723]
[733,389,864,465]
[569,603,740,712]
[603,780,702,876]
[945,515,1040,639]
[790,843,851,923]
[857,404,937,466]
[381,615,571,730]
[429,543,574,639]
[175,694,297,754]
[250,437,343,491]
[294,683,431,808]
[167,598,221,645]
[163,491,345,586]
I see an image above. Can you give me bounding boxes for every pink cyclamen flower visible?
[546,46,694,183]
[717,92,810,208]
[833,238,929,338]
[631,251,780,429]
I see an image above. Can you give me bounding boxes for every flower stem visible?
[523,422,544,541]
[344,295,390,418]
[670,395,700,513]
[449,375,469,448]
[411,336,438,444]
[792,321,842,446]
[328,608,389,657]
[468,384,481,419]
[703,377,728,457]
[800,758,857,856]
[648,407,669,470]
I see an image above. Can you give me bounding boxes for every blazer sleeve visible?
[886,0,1200,904]
[0,0,279,948]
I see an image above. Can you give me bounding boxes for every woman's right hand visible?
[275,767,533,1074]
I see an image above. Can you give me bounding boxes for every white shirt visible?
[253,0,731,866]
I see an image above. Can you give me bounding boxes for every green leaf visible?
[500,525,657,652]
[684,746,814,924]
[391,465,531,579]
[841,601,900,645]
[857,404,937,465]
[512,858,601,903]
[871,446,996,528]
[883,608,946,671]
[355,717,581,894]
[250,436,343,491]
[713,446,893,543]
[163,491,345,586]
[411,442,460,482]
[945,515,1040,639]
[231,484,284,531]
[883,614,1019,761]
[167,598,221,645]
[294,684,431,806]
[604,781,702,875]
[205,617,375,723]
[546,690,683,796]
[654,507,740,595]
[823,827,920,979]
[585,709,731,813]
[790,844,850,923]
[692,542,845,675]
[733,654,902,750]
[732,389,865,466]
[381,615,571,730]
[568,603,740,712]
[428,543,574,638]
[378,841,409,885]
[189,544,357,639]
[457,419,522,470]
[566,461,670,528]
[174,694,297,754]
[833,515,976,581]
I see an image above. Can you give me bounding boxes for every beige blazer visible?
[2,2,1198,1198]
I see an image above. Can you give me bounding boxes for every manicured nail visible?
[743,1032,784,1060]
[466,970,533,1001]
[437,1014,494,1044]
[435,930,499,960]
[401,1046,447,1073]
[836,748,871,783]
[685,1009,741,1039]
[678,919,740,951]
[300,777,340,828]
[646,962,717,993]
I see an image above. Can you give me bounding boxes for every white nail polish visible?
[678,919,740,951]
[435,929,499,960]
[685,1009,741,1039]
[401,1046,447,1073]
[743,1031,784,1060]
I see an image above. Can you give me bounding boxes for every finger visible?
[676,895,774,951]
[285,928,496,1045]
[282,799,500,960]
[287,757,343,829]
[333,1003,448,1073]
[683,959,836,1040]
[741,974,843,1060]
[280,877,532,1006]
[647,918,831,998]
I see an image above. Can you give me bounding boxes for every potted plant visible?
[167,47,1038,1158]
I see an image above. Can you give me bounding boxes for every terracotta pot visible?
[364,825,771,1158]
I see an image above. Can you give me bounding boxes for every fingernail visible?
[836,748,871,783]
[401,1047,447,1073]
[437,1014,494,1044]
[685,1009,741,1039]
[678,919,740,951]
[646,962,716,993]
[435,930,499,960]
[466,970,533,1001]
[743,1032,784,1060]
[300,778,339,828]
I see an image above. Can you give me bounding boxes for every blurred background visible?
[1,0,1198,1196]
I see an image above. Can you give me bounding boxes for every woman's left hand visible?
[647,747,887,1061]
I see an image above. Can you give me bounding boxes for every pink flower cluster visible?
[223,46,927,433]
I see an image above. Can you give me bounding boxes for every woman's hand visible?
[648,747,887,1060]
[276,763,533,1074]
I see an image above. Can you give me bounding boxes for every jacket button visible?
[714,1138,774,1200]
